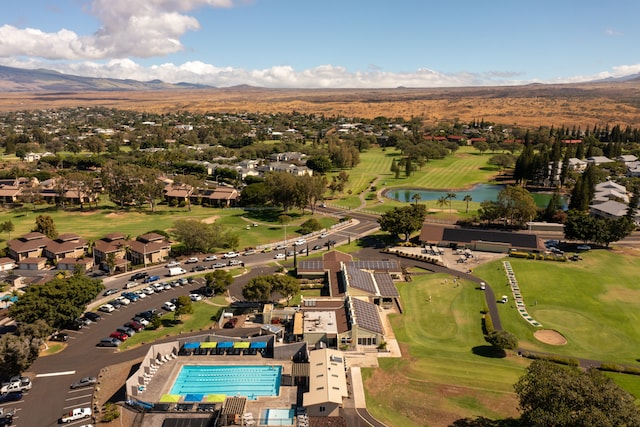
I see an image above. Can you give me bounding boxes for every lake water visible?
[385,184,566,209]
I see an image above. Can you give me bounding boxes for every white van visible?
[123,281,137,289]
[167,267,186,277]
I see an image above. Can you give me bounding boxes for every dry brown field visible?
[2,81,640,128]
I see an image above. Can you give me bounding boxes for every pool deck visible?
[140,354,297,416]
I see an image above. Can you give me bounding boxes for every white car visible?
[165,261,181,268]
[142,287,154,295]
[133,290,146,299]
[223,252,239,258]
[60,407,91,423]
[99,304,115,313]
[163,301,176,311]
[274,253,285,259]
[203,255,218,261]
[319,232,329,238]
[185,257,199,264]
[189,293,202,302]
[294,239,306,246]
[115,296,131,305]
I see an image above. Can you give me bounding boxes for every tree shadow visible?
[449,416,520,427]
[472,345,506,358]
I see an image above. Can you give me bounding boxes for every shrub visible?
[482,314,494,334]
[519,351,579,366]
[102,402,120,422]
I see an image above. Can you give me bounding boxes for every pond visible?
[385,184,566,209]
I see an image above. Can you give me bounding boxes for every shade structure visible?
[200,341,217,349]
[233,342,250,349]
[204,394,226,402]
[160,394,181,403]
[182,342,200,349]
[216,341,233,348]
[184,393,204,402]
[250,342,267,349]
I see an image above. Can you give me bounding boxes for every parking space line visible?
[63,402,90,410]
[36,370,76,377]
[66,393,92,401]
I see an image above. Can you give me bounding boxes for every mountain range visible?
[0,65,211,92]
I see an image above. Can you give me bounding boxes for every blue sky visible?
[0,0,638,88]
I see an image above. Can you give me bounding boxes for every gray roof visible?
[350,297,383,334]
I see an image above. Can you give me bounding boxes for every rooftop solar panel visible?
[351,298,383,334]
[351,260,400,271]
[374,272,399,297]
[345,265,377,294]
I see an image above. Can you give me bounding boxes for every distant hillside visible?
[0,65,211,92]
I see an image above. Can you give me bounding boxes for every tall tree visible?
[378,204,427,241]
[514,360,640,427]
[33,214,58,239]
[463,195,472,213]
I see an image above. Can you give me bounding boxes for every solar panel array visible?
[351,260,399,271]
[345,265,377,294]
[298,260,325,272]
[351,298,383,334]
[374,273,399,297]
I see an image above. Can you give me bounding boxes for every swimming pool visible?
[170,365,282,401]
[261,408,295,426]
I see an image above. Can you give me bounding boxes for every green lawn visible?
[363,272,524,426]
[363,248,640,426]
[473,250,640,365]
[119,297,227,350]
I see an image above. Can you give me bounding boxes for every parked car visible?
[178,278,189,285]
[99,304,115,313]
[325,239,337,247]
[1,376,31,393]
[97,337,121,347]
[133,290,146,299]
[0,392,22,404]
[163,301,176,311]
[228,259,244,266]
[312,244,323,251]
[142,287,155,295]
[123,281,138,289]
[133,316,150,326]
[319,232,329,238]
[143,275,160,284]
[294,238,306,246]
[576,245,591,251]
[115,296,131,305]
[110,331,129,341]
[274,253,285,259]
[185,257,199,264]
[70,376,97,389]
[223,251,239,258]
[50,332,69,342]
[212,262,226,268]
[108,299,122,309]
[78,316,92,326]
[60,407,91,423]
[191,265,207,272]
[152,283,165,292]
[275,244,287,250]
[84,312,102,322]
[103,288,118,296]
[203,255,218,261]
[130,271,149,281]
[124,321,144,331]
[117,326,135,337]
[223,317,238,329]
[243,249,256,256]
[0,410,13,426]
[65,318,84,330]
[189,293,202,302]
[165,261,181,268]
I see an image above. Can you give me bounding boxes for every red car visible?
[109,331,128,341]
[124,321,144,332]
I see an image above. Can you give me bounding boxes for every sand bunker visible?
[534,329,567,346]
[202,215,220,224]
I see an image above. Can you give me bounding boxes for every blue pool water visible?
[262,408,295,426]
[170,365,282,400]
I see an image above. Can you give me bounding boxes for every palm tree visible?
[463,194,472,213]
[437,195,448,211]
[411,193,422,205]
[446,192,457,213]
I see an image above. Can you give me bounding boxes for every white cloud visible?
[1,57,638,89]
[0,0,237,60]
[604,28,623,37]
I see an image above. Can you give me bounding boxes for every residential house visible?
[43,233,88,263]
[93,233,129,272]
[587,156,614,166]
[6,232,52,262]
[617,154,638,164]
[567,157,588,172]
[57,257,94,272]
[128,233,171,266]
[263,162,313,177]
[0,257,16,272]
[590,200,633,220]
[0,186,22,203]
[17,257,48,271]
[163,184,193,205]
[200,186,240,207]
[269,152,307,163]
[593,181,629,204]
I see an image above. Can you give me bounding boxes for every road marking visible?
[66,393,92,401]
[36,370,76,378]
[63,402,90,410]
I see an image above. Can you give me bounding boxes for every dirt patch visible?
[105,212,126,219]
[202,215,219,224]
[94,356,144,426]
[534,329,567,346]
